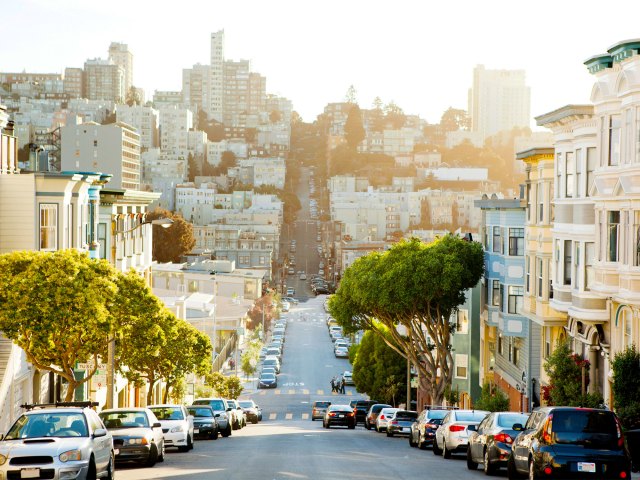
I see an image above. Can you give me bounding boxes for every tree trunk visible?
[63,379,78,402]
[146,375,156,405]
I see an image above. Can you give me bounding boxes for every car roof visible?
[25,407,87,415]
[329,404,352,409]
[101,407,149,413]
[148,404,183,408]
[187,404,214,409]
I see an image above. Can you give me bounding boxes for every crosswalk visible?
[262,412,319,421]
[257,389,354,396]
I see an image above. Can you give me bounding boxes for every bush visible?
[474,382,510,412]
[612,345,640,429]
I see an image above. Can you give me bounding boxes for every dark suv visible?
[409,407,452,449]
[350,400,379,425]
[507,406,631,479]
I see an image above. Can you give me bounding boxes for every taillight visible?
[494,433,513,444]
[541,414,553,444]
[390,421,399,425]
[425,423,438,429]
[346,412,354,417]
[379,415,385,420]
[620,471,628,479]
[615,417,625,448]
[329,413,336,417]
[543,466,553,475]
[449,425,465,432]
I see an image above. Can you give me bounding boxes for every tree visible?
[241,339,262,378]
[329,235,484,405]
[219,151,237,172]
[384,101,406,129]
[0,250,119,401]
[344,105,365,150]
[370,96,386,132]
[146,208,195,263]
[206,371,229,398]
[226,376,244,399]
[125,86,142,107]
[345,84,357,104]
[187,153,199,182]
[611,346,640,429]
[440,107,470,132]
[269,110,282,124]
[474,382,510,411]
[543,340,603,407]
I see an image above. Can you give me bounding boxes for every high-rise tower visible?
[209,30,225,122]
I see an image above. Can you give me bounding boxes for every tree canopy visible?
[344,105,365,149]
[611,346,640,429]
[328,235,484,404]
[147,208,196,263]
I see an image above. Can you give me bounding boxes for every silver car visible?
[0,402,115,479]
[433,409,489,458]
[376,407,399,432]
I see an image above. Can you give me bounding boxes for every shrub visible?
[612,345,640,429]
[474,382,510,412]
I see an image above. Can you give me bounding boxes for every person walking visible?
[340,376,346,394]
[330,376,336,393]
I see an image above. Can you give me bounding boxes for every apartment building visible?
[61,121,141,190]
[116,104,159,151]
[182,63,210,115]
[108,42,134,94]
[210,30,225,122]
[238,157,286,189]
[206,139,248,166]
[158,106,193,155]
[83,59,125,103]
[63,67,84,98]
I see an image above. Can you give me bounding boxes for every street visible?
[116,296,489,480]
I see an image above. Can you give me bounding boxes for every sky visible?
[3,0,640,124]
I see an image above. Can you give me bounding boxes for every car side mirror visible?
[467,425,477,432]
[226,407,233,412]
[153,422,162,428]
[214,413,221,418]
[512,423,524,431]
[93,428,108,438]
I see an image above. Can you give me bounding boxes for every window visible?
[509,228,524,256]
[622,309,633,349]
[492,280,500,306]
[566,152,575,198]
[586,147,597,197]
[608,211,620,262]
[499,284,505,312]
[492,226,502,253]
[538,183,544,222]
[609,115,621,166]
[556,152,563,198]
[513,340,520,366]
[39,204,58,251]
[585,242,595,290]
[455,354,468,379]
[544,326,552,359]
[498,334,504,357]
[564,239,572,285]
[576,149,584,197]
[538,258,544,298]
[457,309,469,334]
[508,286,524,314]
[525,257,530,293]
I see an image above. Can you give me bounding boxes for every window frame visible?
[508,228,524,256]
[454,353,468,379]
[492,226,501,253]
[507,285,524,314]
[39,203,58,251]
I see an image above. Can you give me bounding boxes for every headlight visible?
[201,423,213,427]
[126,437,149,445]
[60,450,82,462]
[219,413,227,420]
[170,425,184,433]
[0,454,7,465]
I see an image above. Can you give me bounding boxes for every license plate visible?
[338,414,344,418]
[402,428,409,432]
[194,428,199,434]
[578,462,596,473]
[21,469,40,479]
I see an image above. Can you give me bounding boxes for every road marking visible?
[285,413,293,420]
[269,413,277,420]
[347,391,353,396]
[288,389,295,394]
[302,389,309,394]
[301,413,309,420]
[316,389,324,395]
[258,391,266,396]
[275,389,281,395]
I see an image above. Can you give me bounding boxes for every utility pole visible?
[406,358,411,410]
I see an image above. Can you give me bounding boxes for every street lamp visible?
[105,216,173,409]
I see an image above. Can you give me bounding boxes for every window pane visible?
[608,211,620,262]
[564,239,572,285]
[566,152,575,198]
[586,147,597,197]
[609,115,621,166]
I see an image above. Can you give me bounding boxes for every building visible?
[116,104,159,151]
[84,59,125,103]
[209,30,225,122]
[469,64,531,141]
[63,67,84,98]
[158,106,193,155]
[476,194,540,412]
[223,60,250,127]
[61,121,141,190]
[238,157,286,189]
[182,63,210,116]
[108,42,134,94]
[152,90,183,109]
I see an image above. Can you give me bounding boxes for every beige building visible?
[108,42,134,94]
[84,58,125,103]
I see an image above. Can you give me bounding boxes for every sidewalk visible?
[220,338,259,395]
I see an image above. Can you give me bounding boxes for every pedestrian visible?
[330,377,335,392]
[229,358,235,369]
[340,376,346,394]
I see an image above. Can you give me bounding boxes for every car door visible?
[88,410,111,472]
[437,412,451,448]
[147,410,164,447]
[471,413,492,462]
[513,411,541,471]
[183,406,194,438]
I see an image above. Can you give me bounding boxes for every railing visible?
[212,332,237,373]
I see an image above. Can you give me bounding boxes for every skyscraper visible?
[84,59,125,103]
[209,30,225,122]
[108,42,134,94]
[182,63,210,116]
[468,65,531,141]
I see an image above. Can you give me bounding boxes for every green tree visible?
[241,339,262,378]
[440,107,470,132]
[0,250,119,401]
[206,371,229,398]
[187,153,199,182]
[225,376,244,399]
[474,382,510,411]
[146,208,195,263]
[344,105,365,150]
[345,84,358,104]
[218,151,237,172]
[543,340,603,407]
[125,86,142,106]
[329,235,484,405]
[384,101,406,129]
[269,110,282,123]
[611,345,640,429]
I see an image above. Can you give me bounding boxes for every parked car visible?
[365,404,392,430]
[225,400,245,430]
[376,407,399,433]
[342,371,354,386]
[261,366,277,377]
[409,407,452,449]
[259,346,268,360]
[334,346,349,358]
[258,372,277,389]
[99,407,165,467]
[281,301,290,312]
[186,405,219,440]
[507,407,631,480]
[263,355,281,373]
[238,400,261,423]
[148,404,194,452]
[466,411,529,474]
[266,346,282,361]
[323,405,356,429]
[312,401,332,421]
[387,410,418,437]
[191,398,233,437]
[300,273,307,280]
[349,400,379,425]
[282,296,298,305]
[0,401,115,479]
[433,409,489,458]
[286,287,295,296]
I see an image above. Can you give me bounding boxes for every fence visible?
[212,332,237,373]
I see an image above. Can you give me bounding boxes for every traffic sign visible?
[77,362,107,370]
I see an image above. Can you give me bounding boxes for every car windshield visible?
[194,400,226,411]
[188,407,213,418]
[100,411,148,428]
[261,373,276,380]
[372,405,391,413]
[428,410,449,420]
[551,410,619,448]
[396,411,418,420]
[456,411,488,422]
[150,407,184,421]
[5,412,88,439]
[238,401,254,408]
[314,402,331,408]
[497,413,530,429]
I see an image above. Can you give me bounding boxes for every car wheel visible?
[146,444,158,467]
[188,433,194,450]
[409,432,417,448]
[418,434,426,450]
[210,429,219,440]
[365,420,371,430]
[348,424,355,430]
[528,460,537,480]
[158,441,165,462]
[466,448,478,470]
[86,456,97,480]
[252,419,258,424]
[105,452,115,480]
[221,425,232,437]
[484,448,496,475]
[442,440,452,459]
[507,454,520,480]
[432,438,442,455]
[386,430,393,437]
[311,417,315,422]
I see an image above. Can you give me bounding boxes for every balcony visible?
[617,267,640,303]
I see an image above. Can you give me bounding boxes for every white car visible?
[263,355,281,373]
[281,301,290,312]
[343,371,354,385]
[433,409,489,458]
[0,402,115,479]
[300,273,307,280]
[376,407,399,432]
[334,346,349,358]
[148,404,194,452]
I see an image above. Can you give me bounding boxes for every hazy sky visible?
[4,0,640,124]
